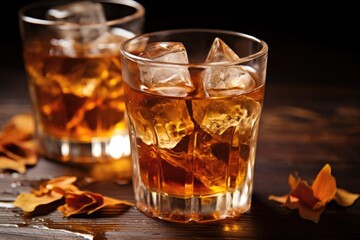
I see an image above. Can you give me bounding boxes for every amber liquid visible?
[23,36,130,163]
[124,72,265,222]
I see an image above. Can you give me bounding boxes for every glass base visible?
[38,133,131,165]
[134,183,252,223]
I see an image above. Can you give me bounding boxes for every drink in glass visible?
[120,29,268,222]
[19,0,145,166]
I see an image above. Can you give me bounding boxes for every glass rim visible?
[120,28,269,67]
[19,0,145,28]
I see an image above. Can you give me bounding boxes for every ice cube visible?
[43,55,108,130]
[138,42,193,96]
[192,95,261,144]
[205,37,240,62]
[192,132,229,189]
[156,95,260,189]
[129,97,194,149]
[204,38,256,96]
[152,99,194,148]
[46,1,107,43]
[127,105,156,146]
[43,56,104,97]
[159,130,229,189]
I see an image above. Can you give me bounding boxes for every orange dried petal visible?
[312,164,337,206]
[0,142,37,165]
[288,174,300,190]
[87,196,134,214]
[284,194,302,210]
[12,141,38,165]
[283,194,324,223]
[31,176,78,196]
[290,180,320,208]
[13,191,63,212]
[0,114,37,174]
[0,156,26,173]
[269,164,359,224]
[58,193,95,217]
[297,203,325,223]
[0,114,34,146]
[268,194,289,204]
[2,114,34,137]
[83,191,104,207]
[0,131,29,145]
[334,188,360,207]
[58,190,134,217]
[52,184,79,195]
[46,176,78,190]
[58,191,101,217]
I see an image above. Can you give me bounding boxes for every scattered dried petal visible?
[334,188,360,207]
[0,113,38,173]
[13,175,134,218]
[13,176,78,212]
[58,191,100,217]
[32,176,79,196]
[288,174,299,190]
[2,114,34,136]
[0,141,37,165]
[290,180,319,208]
[268,194,288,204]
[13,191,63,212]
[88,196,134,214]
[58,190,134,217]
[296,202,325,224]
[312,164,337,208]
[0,114,34,145]
[0,156,26,174]
[268,164,360,223]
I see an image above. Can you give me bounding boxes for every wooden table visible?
[0,70,359,239]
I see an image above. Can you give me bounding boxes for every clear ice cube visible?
[129,98,194,148]
[192,96,261,144]
[43,56,109,130]
[46,1,107,43]
[205,37,240,62]
[204,38,256,96]
[138,42,193,96]
[43,57,104,97]
[152,100,194,148]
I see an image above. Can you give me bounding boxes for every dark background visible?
[1,0,359,92]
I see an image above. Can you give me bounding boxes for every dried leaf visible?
[268,163,360,223]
